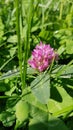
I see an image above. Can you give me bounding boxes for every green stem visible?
[41,0,45,29]
[0,55,15,71]
[23,0,33,89]
[48,57,55,74]
[15,0,23,90]
[53,105,73,117]
[0,95,19,99]
[59,0,64,20]
[46,104,49,122]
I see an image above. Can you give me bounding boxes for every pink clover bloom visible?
[28,42,58,72]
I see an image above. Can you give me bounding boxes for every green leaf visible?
[39,29,50,40]
[60,65,73,78]
[52,61,73,78]
[22,88,47,112]
[15,100,29,123]
[0,81,9,92]
[57,45,65,55]
[9,46,17,57]
[29,118,47,130]
[29,104,48,122]
[29,116,69,130]
[5,86,16,96]
[0,111,15,127]
[0,17,4,39]
[48,81,73,117]
[7,35,17,43]
[47,117,69,130]
[29,105,48,130]
[0,66,37,81]
[66,40,73,54]
[0,69,20,81]
[30,73,50,104]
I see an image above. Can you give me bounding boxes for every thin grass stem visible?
[23,0,33,89]
[15,0,23,90]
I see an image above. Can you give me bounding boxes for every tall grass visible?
[15,0,23,90]
[15,0,33,91]
[23,0,33,89]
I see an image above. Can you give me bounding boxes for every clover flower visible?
[28,42,58,72]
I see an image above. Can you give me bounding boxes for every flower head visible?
[28,42,58,72]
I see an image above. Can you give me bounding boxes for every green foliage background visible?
[0,0,73,130]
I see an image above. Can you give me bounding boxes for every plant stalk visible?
[15,0,23,90]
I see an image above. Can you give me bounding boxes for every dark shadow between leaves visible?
[60,79,73,97]
[50,86,62,102]
[29,122,48,130]
[29,118,69,130]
